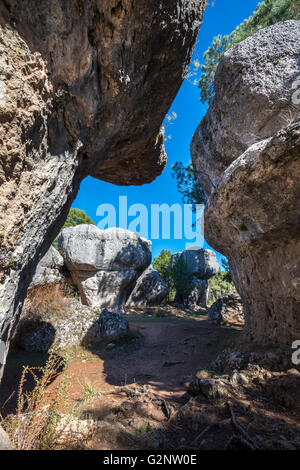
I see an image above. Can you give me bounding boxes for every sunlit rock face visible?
[0,0,205,379]
[30,246,64,288]
[191,21,300,345]
[58,225,152,311]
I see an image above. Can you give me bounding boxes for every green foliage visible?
[53,208,95,248]
[82,382,96,399]
[55,84,69,108]
[171,161,206,205]
[199,0,300,103]
[63,208,95,229]
[221,258,232,283]
[153,249,174,300]
[153,250,193,304]
[171,257,193,305]
[198,34,232,104]
[208,258,235,305]
[164,110,178,141]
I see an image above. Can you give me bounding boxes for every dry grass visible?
[1,353,72,450]
[26,283,72,319]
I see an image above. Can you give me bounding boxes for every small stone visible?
[188,377,229,400]
[231,371,249,386]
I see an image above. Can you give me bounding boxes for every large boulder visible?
[191,21,300,344]
[15,301,129,352]
[208,293,244,325]
[0,1,205,380]
[186,279,209,309]
[171,248,219,308]
[126,266,169,307]
[30,246,64,287]
[171,248,219,280]
[191,20,300,196]
[58,225,151,311]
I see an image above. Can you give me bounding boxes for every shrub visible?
[208,272,235,305]
[153,250,193,305]
[1,353,71,450]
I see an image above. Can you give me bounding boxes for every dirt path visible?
[89,319,241,401]
[1,314,300,450]
[0,316,241,415]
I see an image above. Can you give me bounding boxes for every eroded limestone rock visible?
[171,248,219,280]
[30,246,64,287]
[208,292,244,325]
[186,278,209,309]
[58,225,151,311]
[171,248,219,308]
[191,21,300,344]
[126,266,169,307]
[0,0,205,379]
[15,299,129,351]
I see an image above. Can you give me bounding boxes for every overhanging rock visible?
[0,0,205,380]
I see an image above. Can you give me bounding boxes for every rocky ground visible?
[1,306,299,450]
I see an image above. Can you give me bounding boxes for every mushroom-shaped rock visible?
[186,279,209,309]
[191,21,300,344]
[58,225,151,311]
[171,248,219,308]
[126,267,169,307]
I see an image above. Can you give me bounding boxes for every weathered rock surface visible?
[188,377,229,399]
[30,246,64,287]
[171,248,219,280]
[267,369,300,410]
[0,0,205,379]
[186,278,209,309]
[15,300,129,352]
[208,292,244,325]
[126,267,169,307]
[172,248,219,308]
[0,425,12,450]
[58,225,151,311]
[84,309,129,346]
[191,21,300,344]
[191,20,300,196]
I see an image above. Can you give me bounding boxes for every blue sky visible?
[73,0,260,266]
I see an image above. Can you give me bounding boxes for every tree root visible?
[191,418,231,447]
[228,403,260,450]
